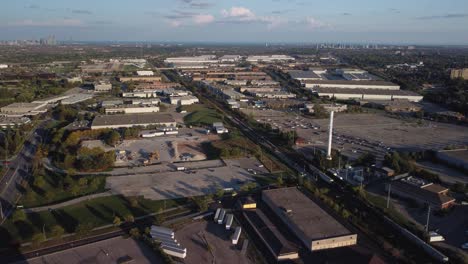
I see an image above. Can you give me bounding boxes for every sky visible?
[1,0,468,44]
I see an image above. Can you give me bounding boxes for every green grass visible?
[182,104,223,126]
[1,195,187,245]
[365,191,413,227]
[19,171,107,208]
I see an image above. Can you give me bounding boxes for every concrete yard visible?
[309,113,468,151]
[176,220,251,264]
[21,237,163,264]
[106,158,265,200]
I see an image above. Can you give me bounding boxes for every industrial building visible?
[0,102,48,117]
[314,87,423,102]
[249,91,296,99]
[246,55,295,62]
[242,205,300,261]
[386,176,455,210]
[262,187,357,251]
[169,96,199,106]
[288,70,323,81]
[136,70,154,76]
[213,122,228,134]
[104,105,160,114]
[0,116,31,128]
[305,80,400,90]
[91,113,176,129]
[219,55,242,62]
[122,91,158,98]
[94,82,112,92]
[118,76,162,82]
[305,103,348,113]
[60,94,94,105]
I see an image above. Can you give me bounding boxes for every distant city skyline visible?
[1,0,468,44]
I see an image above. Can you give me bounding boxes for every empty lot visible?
[106,158,265,200]
[176,220,250,264]
[22,237,162,264]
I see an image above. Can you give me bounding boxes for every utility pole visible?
[386,183,392,209]
[0,201,3,219]
[425,205,431,232]
[43,224,46,239]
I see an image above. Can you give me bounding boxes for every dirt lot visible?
[23,236,162,264]
[106,158,267,200]
[176,220,250,264]
[82,128,219,166]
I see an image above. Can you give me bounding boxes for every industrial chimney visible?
[326,111,334,160]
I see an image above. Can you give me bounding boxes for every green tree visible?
[129,228,140,239]
[11,210,27,222]
[78,178,88,187]
[75,223,93,237]
[34,176,46,189]
[113,216,122,226]
[276,175,284,187]
[192,196,210,212]
[154,208,165,225]
[70,184,80,196]
[31,233,46,247]
[45,192,55,202]
[105,130,121,146]
[50,225,65,239]
[124,214,135,223]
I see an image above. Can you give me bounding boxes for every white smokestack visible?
[326,111,334,160]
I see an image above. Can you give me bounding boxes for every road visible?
[0,120,48,223]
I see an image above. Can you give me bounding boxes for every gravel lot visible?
[106,158,264,200]
[176,220,250,264]
[82,128,219,166]
[22,237,163,264]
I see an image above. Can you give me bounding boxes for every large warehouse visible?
[314,87,423,102]
[91,113,176,129]
[262,187,357,251]
[304,80,400,90]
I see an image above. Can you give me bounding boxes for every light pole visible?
[425,205,431,232]
[386,183,392,209]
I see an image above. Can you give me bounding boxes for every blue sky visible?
[1,0,468,44]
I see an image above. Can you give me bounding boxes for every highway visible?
[0,121,48,224]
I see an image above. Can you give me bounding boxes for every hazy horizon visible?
[1,0,468,45]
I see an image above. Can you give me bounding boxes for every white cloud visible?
[221,7,255,19]
[169,20,183,28]
[304,17,329,29]
[9,19,84,27]
[193,14,214,24]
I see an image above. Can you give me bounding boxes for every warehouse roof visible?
[304,79,398,86]
[391,181,455,206]
[263,187,352,241]
[288,70,322,79]
[92,113,175,127]
[314,87,421,96]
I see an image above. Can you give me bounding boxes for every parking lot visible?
[242,110,468,162]
[176,220,250,264]
[23,236,163,264]
[106,158,267,200]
